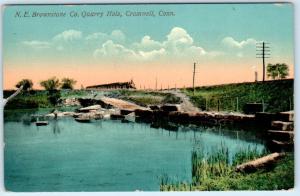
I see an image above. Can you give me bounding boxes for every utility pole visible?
[193,62,196,95]
[256,42,270,82]
[155,77,157,91]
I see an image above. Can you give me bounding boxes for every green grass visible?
[4,91,52,109]
[110,90,181,106]
[160,146,294,191]
[4,90,89,110]
[4,89,180,109]
[183,79,294,113]
[60,89,89,98]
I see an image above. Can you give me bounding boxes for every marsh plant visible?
[160,145,293,191]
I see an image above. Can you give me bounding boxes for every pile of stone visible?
[61,98,81,106]
[266,111,294,152]
[134,104,255,127]
[45,104,120,122]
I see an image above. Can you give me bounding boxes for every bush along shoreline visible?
[160,146,294,191]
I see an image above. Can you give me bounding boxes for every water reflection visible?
[4,110,266,191]
[52,119,61,135]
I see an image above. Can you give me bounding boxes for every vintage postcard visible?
[3,3,294,192]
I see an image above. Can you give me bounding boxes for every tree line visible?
[15,77,77,91]
[4,77,77,107]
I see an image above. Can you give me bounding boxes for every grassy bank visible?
[4,89,180,109]
[183,79,294,113]
[160,147,294,191]
[109,90,181,106]
[4,90,88,110]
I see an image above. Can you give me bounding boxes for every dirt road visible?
[100,97,147,111]
[168,90,200,112]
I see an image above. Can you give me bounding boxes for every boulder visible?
[78,98,112,108]
[278,111,294,122]
[267,130,294,142]
[149,105,160,110]
[160,104,180,112]
[169,111,191,124]
[120,109,134,115]
[73,111,103,120]
[271,121,294,131]
[135,109,154,123]
[62,98,80,106]
[103,114,110,119]
[62,111,76,117]
[110,114,125,120]
[79,105,101,112]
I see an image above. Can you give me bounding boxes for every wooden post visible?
[217,99,220,112]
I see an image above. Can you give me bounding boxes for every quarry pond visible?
[4,109,266,191]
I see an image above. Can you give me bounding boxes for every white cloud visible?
[138,48,166,60]
[111,30,126,42]
[53,29,82,42]
[86,30,125,43]
[93,27,221,62]
[222,37,257,49]
[85,32,107,40]
[94,40,166,62]
[163,27,207,58]
[206,51,225,57]
[93,40,138,61]
[166,27,193,45]
[133,35,163,51]
[22,41,51,49]
[22,27,222,62]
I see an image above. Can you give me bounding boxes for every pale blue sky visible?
[3,3,294,88]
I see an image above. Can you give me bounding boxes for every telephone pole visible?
[256,42,270,82]
[155,77,157,91]
[193,62,196,95]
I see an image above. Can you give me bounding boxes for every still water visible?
[4,109,265,191]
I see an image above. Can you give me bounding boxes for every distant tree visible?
[15,79,33,91]
[40,77,61,91]
[40,77,61,105]
[61,78,77,89]
[3,79,33,106]
[267,63,289,80]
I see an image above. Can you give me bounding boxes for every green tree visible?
[61,78,77,89]
[15,79,33,91]
[4,79,34,106]
[40,77,61,105]
[40,77,61,91]
[267,63,289,80]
